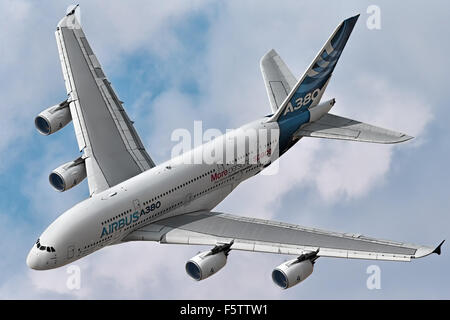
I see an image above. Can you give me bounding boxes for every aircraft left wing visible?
[123,211,441,262]
[55,7,155,195]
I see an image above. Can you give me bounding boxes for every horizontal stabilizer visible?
[260,49,297,113]
[294,113,413,144]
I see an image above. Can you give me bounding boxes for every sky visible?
[0,0,449,299]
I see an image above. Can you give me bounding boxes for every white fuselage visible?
[27,118,282,270]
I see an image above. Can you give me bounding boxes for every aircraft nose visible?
[26,247,46,270]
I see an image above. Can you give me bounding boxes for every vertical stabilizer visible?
[269,15,359,123]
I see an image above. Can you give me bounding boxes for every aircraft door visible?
[133,199,141,211]
[67,245,75,259]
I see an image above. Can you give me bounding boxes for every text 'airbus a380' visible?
[27,6,443,289]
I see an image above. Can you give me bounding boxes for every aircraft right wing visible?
[295,113,413,144]
[124,211,442,262]
[55,7,155,195]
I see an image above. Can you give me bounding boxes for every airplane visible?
[27,6,444,290]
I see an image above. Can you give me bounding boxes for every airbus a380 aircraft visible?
[27,6,443,289]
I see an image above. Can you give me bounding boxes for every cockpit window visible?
[35,239,55,253]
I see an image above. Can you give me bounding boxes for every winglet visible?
[432,240,445,255]
[58,5,82,29]
[66,4,79,16]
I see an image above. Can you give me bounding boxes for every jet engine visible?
[35,100,71,135]
[271,250,319,289]
[185,241,233,281]
[49,157,86,192]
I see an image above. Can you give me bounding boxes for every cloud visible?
[0,0,212,171]
[308,74,433,202]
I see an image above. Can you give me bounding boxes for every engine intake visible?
[186,250,227,281]
[35,100,71,135]
[272,250,319,289]
[186,242,233,281]
[49,158,86,192]
[272,259,314,289]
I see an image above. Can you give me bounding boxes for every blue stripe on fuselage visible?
[278,110,310,154]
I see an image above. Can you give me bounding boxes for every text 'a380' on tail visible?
[262,15,413,145]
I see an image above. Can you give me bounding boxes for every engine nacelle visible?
[185,251,227,281]
[49,158,86,192]
[272,259,314,289]
[35,100,71,135]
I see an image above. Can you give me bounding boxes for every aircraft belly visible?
[181,184,233,213]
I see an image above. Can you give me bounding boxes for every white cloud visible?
[0,0,212,170]
[308,74,432,202]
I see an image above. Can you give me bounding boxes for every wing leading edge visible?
[123,211,438,262]
[55,7,155,195]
